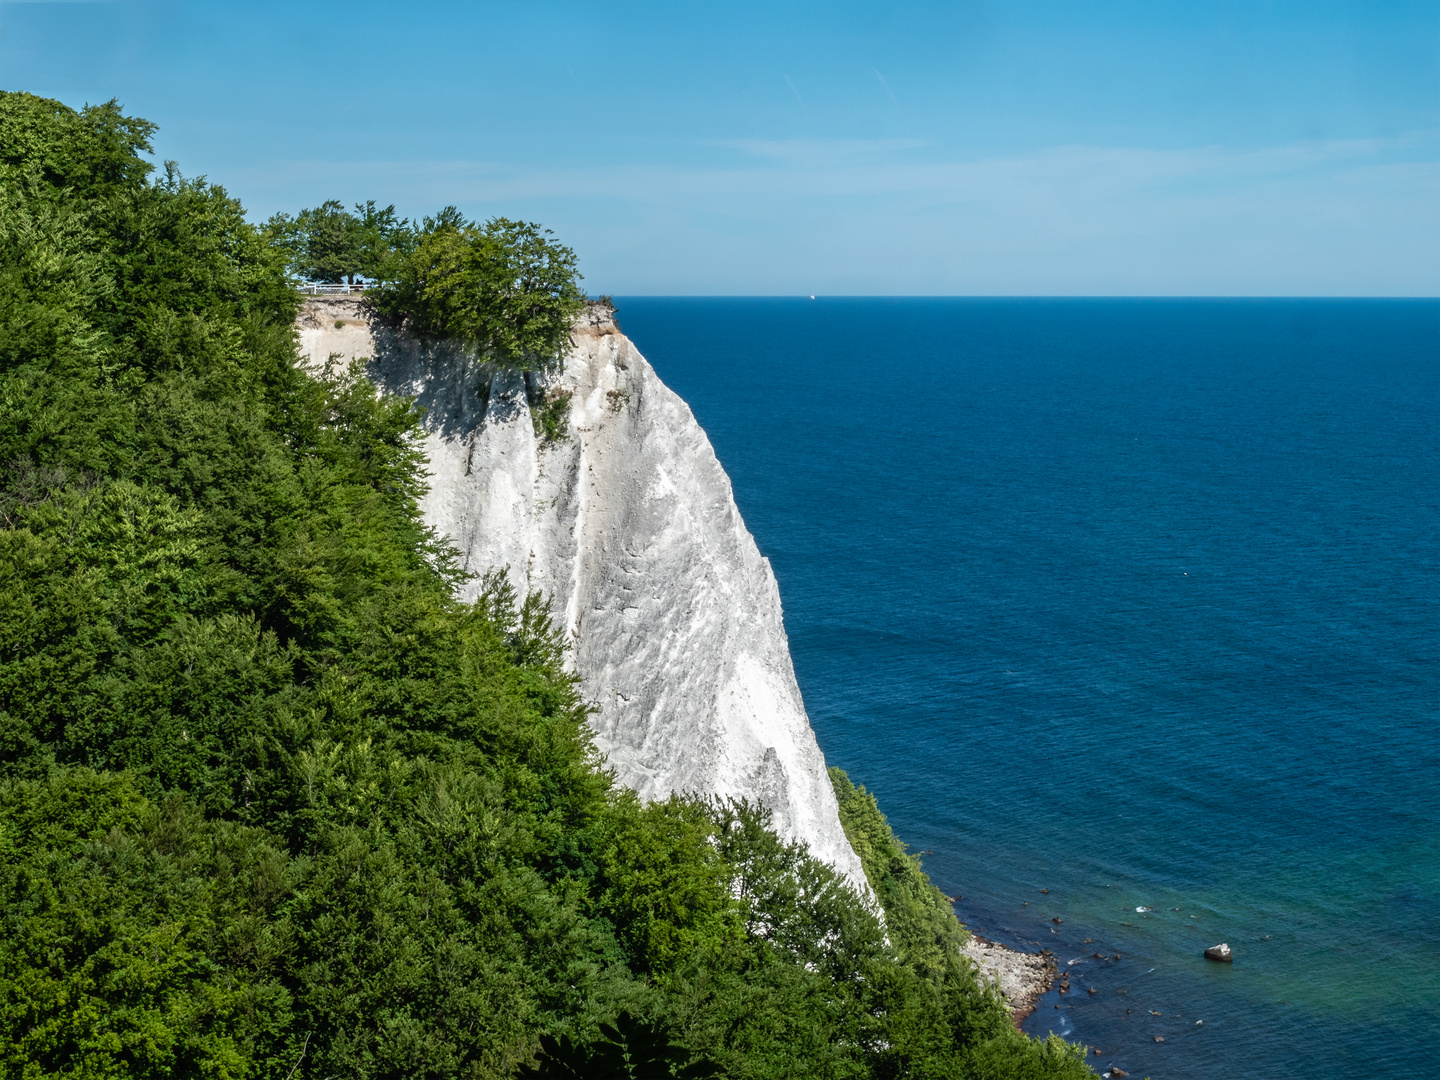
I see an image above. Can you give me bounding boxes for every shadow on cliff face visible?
[356,301,624,443]
[745,746,791,813]
[362,311,515,441]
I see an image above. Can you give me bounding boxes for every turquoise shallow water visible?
[616,298,1439,1080]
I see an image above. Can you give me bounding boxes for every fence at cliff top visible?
[296,282,371,295]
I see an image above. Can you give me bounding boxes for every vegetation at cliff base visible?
[830,769,970,981]
[0,92,1089,1080]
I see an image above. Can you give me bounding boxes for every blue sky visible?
[4,1,1437,295]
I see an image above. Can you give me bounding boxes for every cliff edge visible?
[296,297,867,888]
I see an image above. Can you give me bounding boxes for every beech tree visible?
[265,198,584,371]
[369,210,586,371]
[264,198,408,283]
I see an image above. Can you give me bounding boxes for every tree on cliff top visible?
[266,199,584,371]
[263,198,407,284]
[368,209,586,372]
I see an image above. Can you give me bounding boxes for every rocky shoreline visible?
[961,935,1057,1025]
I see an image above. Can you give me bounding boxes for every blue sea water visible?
[615,298,1440,1080]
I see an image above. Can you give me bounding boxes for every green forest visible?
[0,92,1090,1079]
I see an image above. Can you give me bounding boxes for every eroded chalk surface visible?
[296,298,867,889]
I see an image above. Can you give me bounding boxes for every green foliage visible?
[532,388,574,444]
[0,94,156,196]
[263,198,408,284]
[517,1012,723,1080]
[830,767,968,978]
[0,91,1088,1080]
[594,796,740,976]
[370,211,586,371]
[0,770,298,1079]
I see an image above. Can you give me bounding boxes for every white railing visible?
[295,282,371,295]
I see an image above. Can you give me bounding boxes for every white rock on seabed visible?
[295,298,868,890]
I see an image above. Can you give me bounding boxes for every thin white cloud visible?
[240,135,1437,209]
[231,132,1439,295]
[872,68,903,117]
[783,75,808,118]
[714,138,930,165]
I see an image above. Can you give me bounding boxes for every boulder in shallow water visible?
[1204,942,1233,963]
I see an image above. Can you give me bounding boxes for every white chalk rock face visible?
[296,298,867,889]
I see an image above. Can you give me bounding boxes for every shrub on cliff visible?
[368,209,586,372]
[830,768,969,979]
[0,91,1089,1080]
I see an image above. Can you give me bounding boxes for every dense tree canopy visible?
[265,199,584,372]
[0,91,1089,1080]
[368,210,586,372]
[264,199,408,285]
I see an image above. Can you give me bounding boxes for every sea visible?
[615,298,1439,1080]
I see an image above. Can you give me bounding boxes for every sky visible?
[3,0,1437,295]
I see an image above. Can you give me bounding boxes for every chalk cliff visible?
[296,297,867,888]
